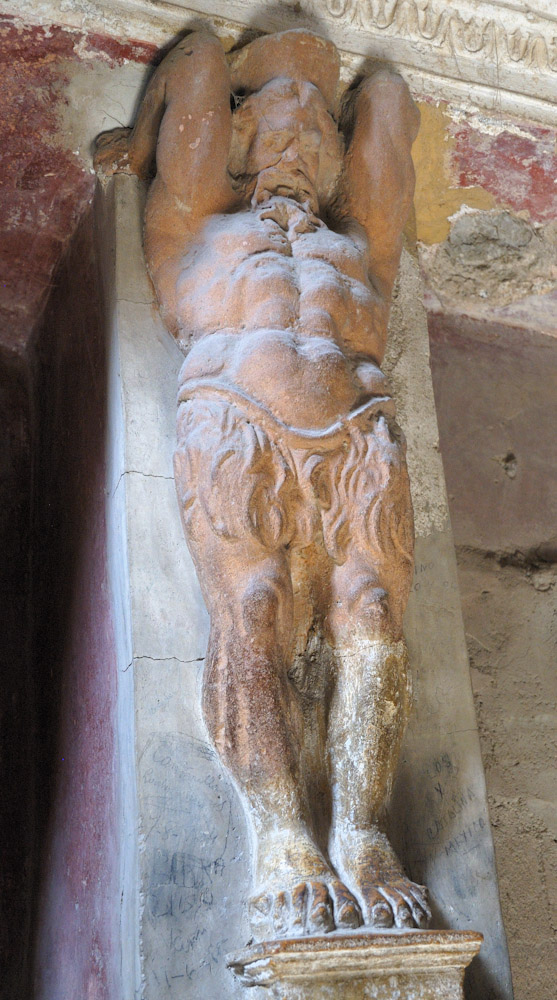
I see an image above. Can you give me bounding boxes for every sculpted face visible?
[229,78,344,211]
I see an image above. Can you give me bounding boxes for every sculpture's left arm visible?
[339,72,420,363]
[94,31,238,335]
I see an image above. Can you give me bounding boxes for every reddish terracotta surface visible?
[451,118,557,224]
[102,29,427,943]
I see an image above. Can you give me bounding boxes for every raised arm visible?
[95,31,235,208]
[338,71,420,359]
[95,31,238,330]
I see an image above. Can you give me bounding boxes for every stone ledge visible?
[228,929,482,998]
[7,0,557,124]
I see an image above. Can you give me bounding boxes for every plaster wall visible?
[458,552,556,1000]
[429,310,557,1000]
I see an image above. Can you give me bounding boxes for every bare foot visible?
[249,827,362,939]
[330,827,431,929]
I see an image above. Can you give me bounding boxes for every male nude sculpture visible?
[96,27,429,939]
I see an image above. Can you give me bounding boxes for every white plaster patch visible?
[446,105,552,140]
[56,57,149,165]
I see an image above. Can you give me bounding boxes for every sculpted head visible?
[226,31,343,213]
[228,77,344,212]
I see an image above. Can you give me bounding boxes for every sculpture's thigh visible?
[173,399,301,774]
[323,415,415,643]
[173,397,297,616]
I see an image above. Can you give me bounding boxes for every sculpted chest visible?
[174,207,373,340]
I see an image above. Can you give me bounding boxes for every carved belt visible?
[177,378,396,451]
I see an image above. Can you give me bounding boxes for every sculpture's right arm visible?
[95,31,237,330]
[336,72,419,364]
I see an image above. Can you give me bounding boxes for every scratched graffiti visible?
[139,732,252,997]
[391,745,494,912]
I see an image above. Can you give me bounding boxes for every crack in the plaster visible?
[110,468,174,496]
[130,470,173,480]
[101,108,126,127]
[134,655,205,666]
[118,297,154,305]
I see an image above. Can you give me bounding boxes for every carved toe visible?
[290,882,308,934]
[306,881,335,934]
[379,886,414,928]
[408,884,431,927]
[367,894,394,928]
[272,890,291,936]
[329,878,362,929]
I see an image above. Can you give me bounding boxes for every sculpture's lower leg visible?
[184,523,361,938]
[174,400,362,938]
[326,557,431,929]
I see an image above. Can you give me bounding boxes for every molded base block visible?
[228,929,482,999]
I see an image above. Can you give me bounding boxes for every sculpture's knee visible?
[351,582,392,634]
[331,571,394,639]
[241,575,289,637]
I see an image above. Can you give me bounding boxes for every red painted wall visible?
[452,118,557,224]
[0,14,155,355]
[0,352,35,997]
[0,19,155,996]
[31,208,120,1000]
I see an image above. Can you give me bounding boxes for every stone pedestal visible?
[228,930,482,999]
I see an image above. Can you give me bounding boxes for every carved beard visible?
[250,163,320,215]
[257,196,322,235]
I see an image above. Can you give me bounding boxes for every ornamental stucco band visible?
[95,25,482,995]
[11,0,557,123]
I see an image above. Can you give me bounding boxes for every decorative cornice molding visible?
[331,0,556,74]
[8,0,557,124]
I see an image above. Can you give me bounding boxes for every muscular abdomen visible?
[172,206,382,426]
[180,329,361,429]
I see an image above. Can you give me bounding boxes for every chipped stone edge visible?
[228,929,483,986]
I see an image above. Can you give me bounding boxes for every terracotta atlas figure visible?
[96,27,429,940]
